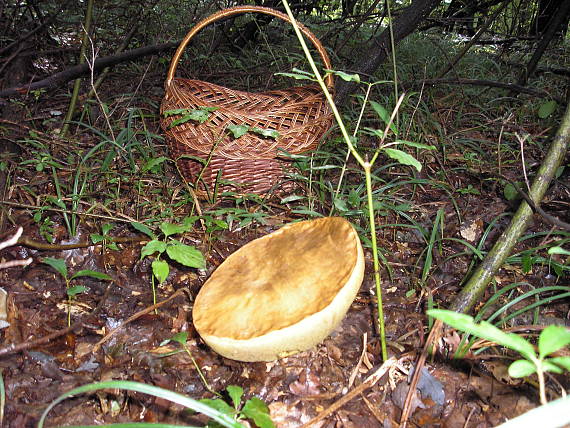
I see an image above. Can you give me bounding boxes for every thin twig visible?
[0,280,113,357]
[298,357,397,428]
[92,288,188,353]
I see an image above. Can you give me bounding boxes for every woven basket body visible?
[160,6,334,194]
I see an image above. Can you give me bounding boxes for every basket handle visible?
[165,5,334,90]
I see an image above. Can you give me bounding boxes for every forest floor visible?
[0,58,569,428]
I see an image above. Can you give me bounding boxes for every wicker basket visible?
[160,6,334,194]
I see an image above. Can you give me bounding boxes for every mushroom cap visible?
[192,217,365,362]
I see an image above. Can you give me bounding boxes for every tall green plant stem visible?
[450,102,570,314]
[61,0,94,137]
[282,0,387,361]
[364,162,387,359]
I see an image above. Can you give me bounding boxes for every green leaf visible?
[503,182,520,201]
[42,257,68,278]
[201,398,235,417]
[226,385,243,410]
[538,325,570,358]
[242,397,275,428]
[280,195,305,203]
[101,223,114,235]
[227,124,249,139]
[548,246,570,256]
[537,100,557,119]
[427,309,536,360]
[383,148,422,172]
[160,222,192,238]
[333,197,348,212]
[142,156,168,173]
[541,360,564,374]
[90,233,104,244]
[170,331,188,345]
[107,242,119,251]
[549,356,570,371]
[370,100,397,134]
[130,222,155,239]
[141,240,167,258]
[168,109,211,127]
[166,242,205,269]
[325,69,360,83]
[71,270,113,281]
[152,259,169,284]
[274,68,315,82]
[67,285,87,297]
[508,359,537,378]
[46,196,66,210]
[393,140,436,150]
[251,127,280,139]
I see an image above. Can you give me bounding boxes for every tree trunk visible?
[335,0,442,106]
[517,0,570,87]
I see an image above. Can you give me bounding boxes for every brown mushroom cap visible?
[192,217,365,362]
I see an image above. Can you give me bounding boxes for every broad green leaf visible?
[71,270,112,281]
[162,108,191,117]
[333,198,348,212]
[42,257,67,278]
[325,69,360,83]
[141,240,167,258]
[370,100,398,134]
[152,259,169,284]
[242,397,275,428]
[393,140,436,150]
[251,127,280,139]
[548,246,570,256]
[538,100,557,119]
[226,385,243,410]
[168,109,211,127]
[107,242,119,251]
[427,309,536,360]
[166,243,205,269]
[227,124,249,139]
[67,285,87,297]
[201,398,235,417]
[549,356,570,371]
[130,222,155,239]
[508,359,537,378]
[170,331,188,345]
[160,222,192,238]
[142,156,168,173]
[541,360,564,374]
[539,325,570,358]
[383,148,422,172]
[90,234,104,244]
[503,182,520,201]
[101,224,114,235]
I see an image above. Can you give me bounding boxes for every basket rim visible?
[165,5,334,91]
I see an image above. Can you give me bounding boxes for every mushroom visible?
[192,217,365,362]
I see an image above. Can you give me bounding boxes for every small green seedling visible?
[428,309,570,405]
[201,385,275,428]
[160,331,217,396]
[90,223,119,251]
[42,257,113,326]
[133,218,205,307]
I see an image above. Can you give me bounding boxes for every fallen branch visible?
[449,99,570,314]
[0,41,179,99]
[402,78,563,103]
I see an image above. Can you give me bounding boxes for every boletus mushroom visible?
[192,217,365,362]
